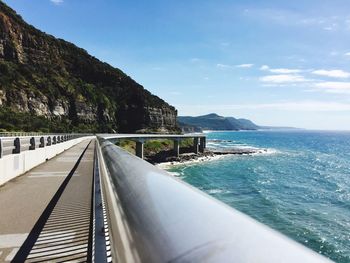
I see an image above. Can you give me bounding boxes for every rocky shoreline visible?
[146,147,268,166]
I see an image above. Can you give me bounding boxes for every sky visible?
[3,0,350,130]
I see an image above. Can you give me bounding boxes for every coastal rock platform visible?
[146,147,267,165]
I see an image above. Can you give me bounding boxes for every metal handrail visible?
[97,133,205,140]
[96,137,332,263]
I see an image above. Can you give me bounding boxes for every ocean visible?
[167,130,350,262]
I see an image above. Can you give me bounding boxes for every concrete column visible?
[199,137,206,153]
[136,141,144,159]
[173,139,180,157]
[193,137,199,154]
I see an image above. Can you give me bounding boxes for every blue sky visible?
[4,0,350,130]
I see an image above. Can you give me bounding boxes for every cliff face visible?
[0,2,177,133]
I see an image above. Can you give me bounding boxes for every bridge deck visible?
[0,139,94,262]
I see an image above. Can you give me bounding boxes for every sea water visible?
[167,130,350,262]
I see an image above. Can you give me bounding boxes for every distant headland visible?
[178,113,299,133]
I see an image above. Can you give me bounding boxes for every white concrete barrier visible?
[0,136,94,186]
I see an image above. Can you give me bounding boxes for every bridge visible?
[0,133,332,262]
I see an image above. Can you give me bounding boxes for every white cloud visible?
[243,7,350,34]
[323,23,338,31]
[217,63,254,69]
[270,68,301,74]
[216,63,232,69]
[314,81,350,94]
[236,63,254,68]
[178,101,350,112]
[50,0,63,5]
[258,101,350,111]
[312,69,350,78]
[260,64,301,73]
[345,52,350,56]
[260,65,270,71]
[260,74,307,83]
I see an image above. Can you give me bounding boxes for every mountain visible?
[177,121,203,133]
[226,117,260,130]
[0,2,177,133]
[178,113,259,131]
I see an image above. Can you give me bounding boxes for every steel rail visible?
[96,137,333,263]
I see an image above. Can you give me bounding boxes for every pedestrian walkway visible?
[0,139,95,262]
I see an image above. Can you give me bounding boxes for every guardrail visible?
[96,137,332,263]
[0,134,90,158]
[0,133,92,185]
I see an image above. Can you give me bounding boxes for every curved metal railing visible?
[96,137,332,263]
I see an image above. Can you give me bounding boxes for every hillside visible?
[0,1,177,133]
[178,113,260,131]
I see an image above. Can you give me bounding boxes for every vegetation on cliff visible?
[0,1,177,133]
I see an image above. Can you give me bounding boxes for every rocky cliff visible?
[0,1,178,133]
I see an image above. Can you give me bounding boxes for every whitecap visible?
[168,172,181,177]
[207,189,230,194]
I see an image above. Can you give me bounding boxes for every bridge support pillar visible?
[193,137,199,154]
[199,137,206,153]
[136,141,144,159]
[173,139,180,157]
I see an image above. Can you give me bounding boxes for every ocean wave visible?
[251,148,280,155]
[157,148,280,170]
[158,154,228,169]
[206,189,231,194]
[207,140,280,156]
[167,171,181,177]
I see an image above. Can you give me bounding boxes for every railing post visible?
[47,136,52,146]
[29,137,35,150]
[39,137,45,148]
[13,137,20,154]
